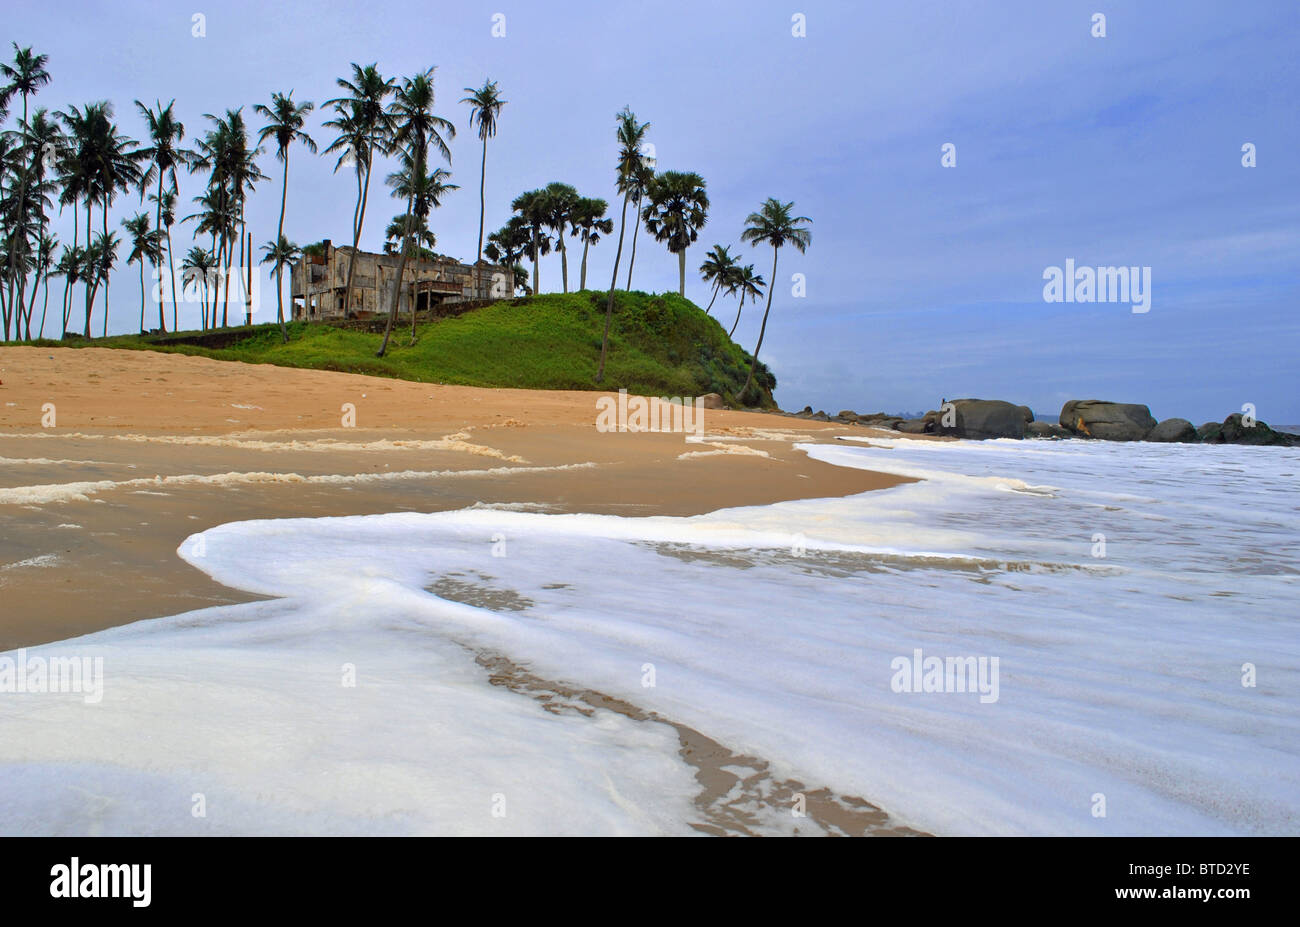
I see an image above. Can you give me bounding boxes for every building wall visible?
[289,241,506,321]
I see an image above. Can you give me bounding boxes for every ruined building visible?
[289,241,507,321]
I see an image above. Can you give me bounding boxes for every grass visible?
[37,290,777,407]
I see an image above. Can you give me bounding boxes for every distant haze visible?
[10,0,1298,424]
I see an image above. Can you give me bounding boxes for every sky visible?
[7,0,1299,424]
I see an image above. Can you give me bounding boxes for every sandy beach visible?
[0,346,910,648]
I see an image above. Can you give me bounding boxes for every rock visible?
[697,393,726,410]
[1202,413,1297,447]
[896,419,932,434]
[836,410,861,422]
[1017,405,1035,424]
[1059,400,1157,441]
[1145,418,1197,443]
[933,399,1028,440]
[1026,421,1070,439]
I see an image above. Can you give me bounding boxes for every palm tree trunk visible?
[60,277,70,337]
[728,293,745,339]
[740,246,780,402]
[476,136,487,272]
[275,152,290,342]
[83,201,93,337]
[166,224,179,332]
[531,230,539,295]
[37,265,51,339]
[342,156,374,318]
[139,262,146,332]
[705,281,720,314]
[101,206,110,338]
[678,248,686,297]
[559,227,569,293]
[5,93,31,324]
[595,191,631,383]
[580,236,590,291]
[154,173,167,333]
[377,201,415,357]
[625,197,641,290]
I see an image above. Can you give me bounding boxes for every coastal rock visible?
[1059,400,1157,441]
[1145,418,1197,443]
[896,419,932,434]
[697,393,726,410]
[1027,421,1070,439]
[1201,413,1297,447]
[933,399,1028,440]
[836,410,861,422]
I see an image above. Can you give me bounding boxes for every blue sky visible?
[9,0,1299,424]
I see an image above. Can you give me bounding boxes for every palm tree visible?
[641,170,709,298]
[181,245,215,321]
[461,79,506,284]
[541,182,579,293]
[146,185,180,329]
[193,109,264,328]
[738,198,811,402]
[182,186,236,328]
[33,231,56,339]
[255,91,316,342]
[386,153,458,339]
[596,107,649,383]
[569,197,611,291]
[623,156,654,289]
[90,229,120,337]
[259,235,301,334]
[2,45,51,323]
[52,244,82,336]
[122,212,162,332]
[510,188,552,296]
[377,67,455,357]
[698,244,737,315]
[484,216,530,296]
[727,263,764,339]
[135,99,196,332]
[325,63,396,321]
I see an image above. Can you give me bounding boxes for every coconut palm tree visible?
[738,198,811,402]
[386,153,457,339]
[698,244,737,315]
[510,188,552,296]
[325,63,396,322]
[484,216,530,297]
[569,197,611,291]
[182,186,236,328]
[89,229,120,337]
[255,91,316,342]
[727,263,764,339]
[377,67,455,357]
[122,212,163,332]
[461,79,506,280]
[2,44,51,322]
[641,170,709,298]
[135,99,196,332]
[623,157,654,290]
[259,235,301,334]
[51,244,82,336]
[596,107,650,382]
[540,182,579,293]
[33,231,56,339]
[181,245,215,321]
[146,185,180,329]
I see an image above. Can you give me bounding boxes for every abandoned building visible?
[289,240,507,321]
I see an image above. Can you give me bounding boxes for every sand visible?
[0,346,912,648]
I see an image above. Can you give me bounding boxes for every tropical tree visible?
[122,212,163,332]
[569,196,611,291]
[623,156,654,289]
[259,234,301,336]
[595,107,649,382]
[727,263,764,339]
[510,188,552,296]
[460,79,506,281]
[32,231,56,338]
[135,99,196,332]
[89,229,120,337]
[324,63,396,322]
[698,244,737,315]
[484,216,530,297]
[540,182,579,293]
[255,91,316,342]
[146,185,180,328]
[181,245,215,320]
[386,153,457,338]
[641,170,708,298]
[2,44,51,326]
[738,198,811,402]
[51,244,82,336]
[377,67,455,357]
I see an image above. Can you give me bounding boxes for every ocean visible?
[2,437,1297,835]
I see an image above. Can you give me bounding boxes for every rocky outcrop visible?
[697,393,726,410]
[1059,400,1157,441]
[1027,421,1070,439]
[1199,413,1297,446]
[933,399,1029,440]
[1145,418,1197,443]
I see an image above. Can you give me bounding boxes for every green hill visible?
[62,290,776,407]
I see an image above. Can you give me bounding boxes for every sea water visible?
[1,438,1296,835]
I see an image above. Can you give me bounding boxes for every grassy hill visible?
[55,290,776,407]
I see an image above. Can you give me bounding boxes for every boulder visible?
[697,393,726,410]
[1145,418,1197,443]
[836,410,861,423]
[1202,413,1297,447]
[1027,421,1070,439]
[933,399,1027,440]
[1059,400,1157,441]
[810,410,830,422]
[896,419,932,434]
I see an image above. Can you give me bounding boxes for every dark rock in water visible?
[1059,400,1157,441]
[1203,413,1297,446]
[1146,418,1197,443]
[1027,421,1070,439]
[896,419,932,434]
[933,398,1027,440]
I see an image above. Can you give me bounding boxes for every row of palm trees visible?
[0,45,809,401]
